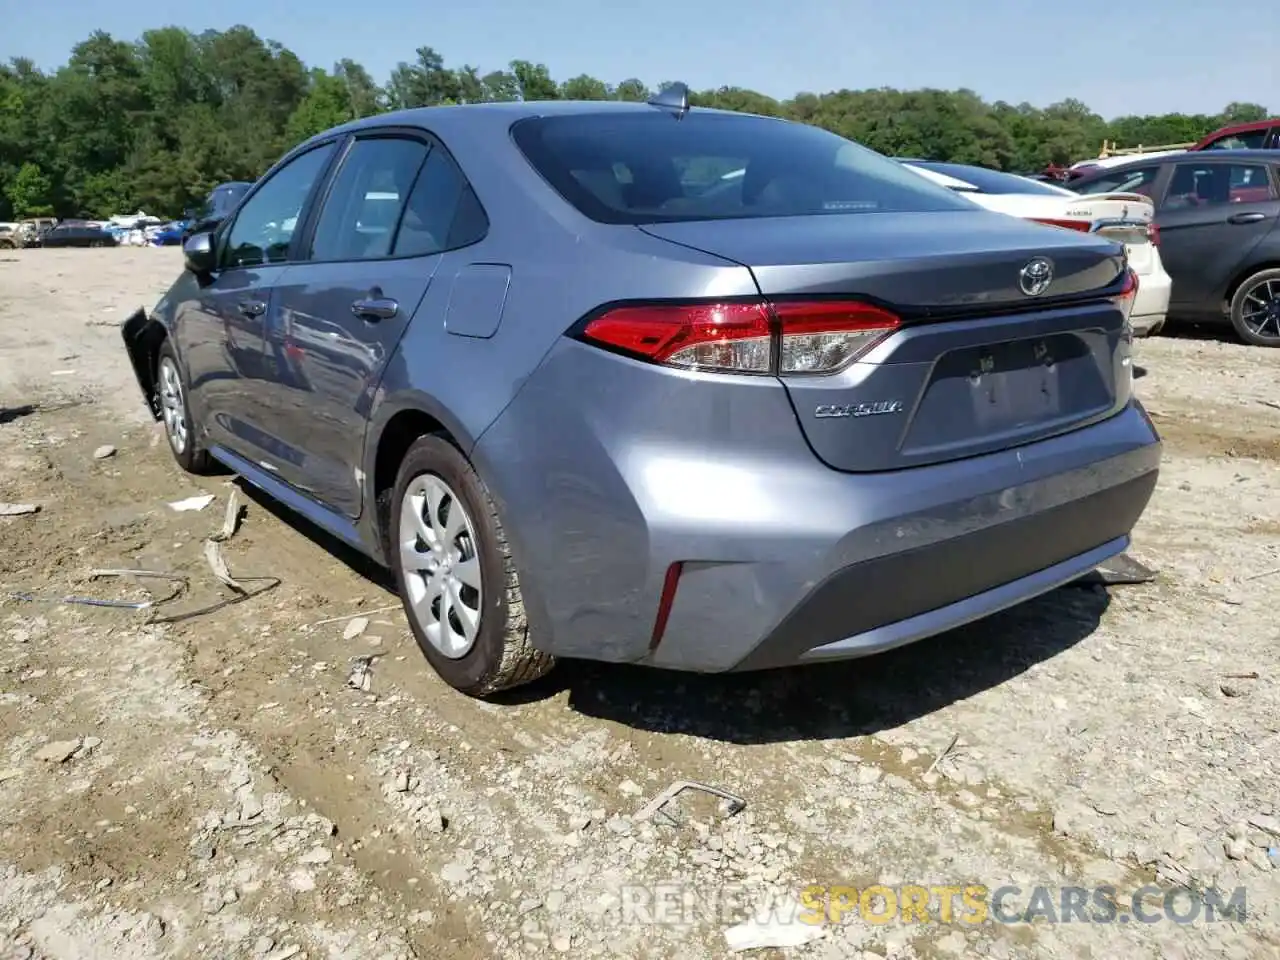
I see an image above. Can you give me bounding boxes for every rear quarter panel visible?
[362,116,758,543]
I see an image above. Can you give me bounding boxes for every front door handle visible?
[1228,211,1267,224]
[238,298,267,318]
[351,296,399,321]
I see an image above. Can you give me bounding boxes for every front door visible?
[178,141,339,463]
[266,132,483,516]
[1156,159,1280,313]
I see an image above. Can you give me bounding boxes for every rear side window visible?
[1164,162,1276,208]
[1072,166,1161,198]
[393,146,489,257]
[511,112,972,224]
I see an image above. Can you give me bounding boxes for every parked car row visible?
[0,219,129,248]
[895,148,1280,348]
[1065,149,1280,347]
[122,88,1159,698]
[0,217,57,248]
[1067,116,1280,182]
[896,160,1172,336]
[0,184,256,252]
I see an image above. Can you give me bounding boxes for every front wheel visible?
[1229,268,1280,347]
[156,341,213,474]
[390,435,553,698]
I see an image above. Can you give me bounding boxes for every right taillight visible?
[1146,222,1160,246]
[578,299,900,375]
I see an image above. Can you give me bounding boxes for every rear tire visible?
[156,341,213,474]
[389,435,554,698]
[1229,268,1280,347]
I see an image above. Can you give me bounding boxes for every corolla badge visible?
[1019,257,1054,297]
[814,400,904,419]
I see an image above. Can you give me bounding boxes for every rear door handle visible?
[351,296,398,321]
[238,299,267,318]
[1228,211,1267,224]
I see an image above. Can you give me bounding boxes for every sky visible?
[1,0,1276,120]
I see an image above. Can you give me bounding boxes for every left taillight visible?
[1111,267,1139,319]
[577,299,901,375]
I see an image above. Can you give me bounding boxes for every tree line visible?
[0,26,1271,221]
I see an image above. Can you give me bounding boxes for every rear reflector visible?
[648,561,684,651]
[1029,217,1092,232]
[579,299,901,375]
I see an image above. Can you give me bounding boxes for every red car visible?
[1048,120,1280,183]
[1192,118,1280,152]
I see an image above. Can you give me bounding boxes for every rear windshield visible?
[909,162,1072,197]
[511,112,973,224]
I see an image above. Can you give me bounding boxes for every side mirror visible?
[183,231,216,274]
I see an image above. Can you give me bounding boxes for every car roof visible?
[296,100,781,149]
[1198,118,1278,139]
[1074,148,1280,177]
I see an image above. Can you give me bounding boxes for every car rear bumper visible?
[728,466,1152,671]
[1130,263,1172,335]
[475,340,1162,673]
[651,405,1158,672]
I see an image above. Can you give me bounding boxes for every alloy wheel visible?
[158,357,188,455]
[1240,277,1280,343]
[398,474,484,659]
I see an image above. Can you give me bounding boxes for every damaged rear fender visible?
[120,308,168,420]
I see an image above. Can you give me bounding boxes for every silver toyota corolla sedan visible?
[121,85,1160,698]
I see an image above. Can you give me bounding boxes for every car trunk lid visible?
[639,210,1133,472]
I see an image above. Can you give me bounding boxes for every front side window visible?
[310,137,429,262]
[512,112,972,224]
[221,143,336,268]
[1164,162,1277,208]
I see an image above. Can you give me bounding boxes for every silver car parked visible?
[121,85,1160,698]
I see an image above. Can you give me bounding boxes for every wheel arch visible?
[365,392,479,562]
[1223,259,1280,313]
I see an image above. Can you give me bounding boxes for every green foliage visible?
[6,162,54,215]
[0,26,1271,222]
[287,70,356,143]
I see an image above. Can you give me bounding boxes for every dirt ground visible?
[0,248,1277,960]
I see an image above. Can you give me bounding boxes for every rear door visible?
[266,129,486,516]
[1154,159,1280,311]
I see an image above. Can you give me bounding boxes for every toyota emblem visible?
[1019,257,1054,297]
